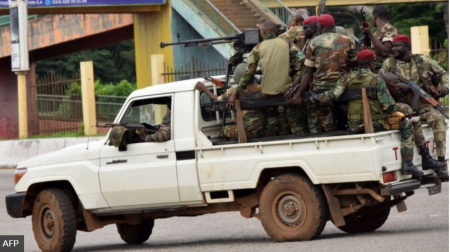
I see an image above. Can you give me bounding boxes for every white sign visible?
[11,43,19,69]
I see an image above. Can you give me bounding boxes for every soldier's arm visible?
[289,42,306,71]
[426,56,449,88]
[236,46,260,94]
[322,73,348,102]
[292,43,314,103]
[375,77,398,113]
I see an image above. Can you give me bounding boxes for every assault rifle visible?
[160,26,286,86]
[360,8,371,49]
[96,122,160,133]
[390,71,449,119]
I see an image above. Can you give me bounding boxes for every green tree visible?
[36,40,136,84]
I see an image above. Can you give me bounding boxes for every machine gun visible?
[360,8,371,49]
[96,122,160,133]
[160,26,286,86]
[390,71,448,119]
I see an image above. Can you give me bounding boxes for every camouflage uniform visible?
[372,23,397,70]
[218,85,265,139]
[304,32,356,133]
[143,111,171,142]
[237,32,307,136]
[380,55,448,157]
[346,69,415,161]
[279,25,304,50]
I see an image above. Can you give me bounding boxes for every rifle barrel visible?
[160,34,241,48]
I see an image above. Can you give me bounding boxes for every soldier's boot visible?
[402,160,424,176]
[435,156,449,179]
[418,145,446,170]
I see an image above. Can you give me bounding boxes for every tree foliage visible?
[36,40,136,84]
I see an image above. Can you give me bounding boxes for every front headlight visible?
[14,168,27,185]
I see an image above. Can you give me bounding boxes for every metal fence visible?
[31,72,82,136]
[162,57,228,83]
[96,95,127,122]
[429,40,449,109]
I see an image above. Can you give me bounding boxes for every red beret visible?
[318,14,334,26]
[393,34,411,44]
[303,16,319,25]
[357,50,375,60]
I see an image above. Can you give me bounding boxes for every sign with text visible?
[0,0,165,8]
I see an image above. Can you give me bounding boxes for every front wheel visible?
[259,174,328,242]
[337,207,391,233]
[32,188,77,252]
[117,219,155,244]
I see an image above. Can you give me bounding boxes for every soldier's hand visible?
[226,92,238,109]
[360,25,371,36]
[291,94,303,105]
[437,87,449,97]
[195,82,206,91]
[135,128,146,136]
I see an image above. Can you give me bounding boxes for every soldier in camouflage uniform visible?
[383,72,448,178]
[344,50,422,176]
[360,5,398,72]
[379,35,448,177]
[195,63,265,139]
[279,9,309,49]
[136,108,171,142]
[228,21,306,136]
[291,14,356,133]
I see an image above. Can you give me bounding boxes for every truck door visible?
[99,95,180,209]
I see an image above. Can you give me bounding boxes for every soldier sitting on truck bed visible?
[195,63,265,139]
[344,49,423,176]
[383,72,448,178]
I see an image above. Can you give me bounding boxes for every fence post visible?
[151,54,167,123]
[80,61,97,136]
[411,26,430,56]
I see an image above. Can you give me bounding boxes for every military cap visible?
[233,63,247,83]
[303,16,319,25]
[393,34,410,44]
[357,50,375,60]
[318,14,334,26]
[109,126,128,147]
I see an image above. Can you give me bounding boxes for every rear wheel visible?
[259,174,328,242]
[337,207,391,233]
[32,188,77,252]
[117,219,155,244]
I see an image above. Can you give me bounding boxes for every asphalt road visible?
[0,169,448,252]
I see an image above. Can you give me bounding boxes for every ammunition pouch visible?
[383,113,402,130]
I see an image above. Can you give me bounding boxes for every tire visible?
[337,207,391,233]
[259,174,328,242]
[32,188,77,252]
[117,219,155,244]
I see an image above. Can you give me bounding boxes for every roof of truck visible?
[128,76,226,99]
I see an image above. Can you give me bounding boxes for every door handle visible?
[157,154,169,159]
[106,159,127,165]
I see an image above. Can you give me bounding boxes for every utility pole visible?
[9,0,29,139]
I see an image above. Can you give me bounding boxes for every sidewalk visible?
[0,136,105,169]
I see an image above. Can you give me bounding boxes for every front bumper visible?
[5,192,26,218]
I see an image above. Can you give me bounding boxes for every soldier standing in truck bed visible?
[291,14,356,134]
[227,21,306,137]
[279,9,309,50]
[360,5,398,73]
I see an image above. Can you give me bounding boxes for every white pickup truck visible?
[6,77,447,252]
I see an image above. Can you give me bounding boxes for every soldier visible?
[195,63,265,139]
[345,50,422,176]
[279,9,309,49]
[228,21,306,136]
[136,106,171,142]
[291,14,356,133]
[379,34,448,170]
[383,72,448,178]
[360,5,398,72]
[301,15,320,53]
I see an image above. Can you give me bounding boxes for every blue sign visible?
[0,0,165,7]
